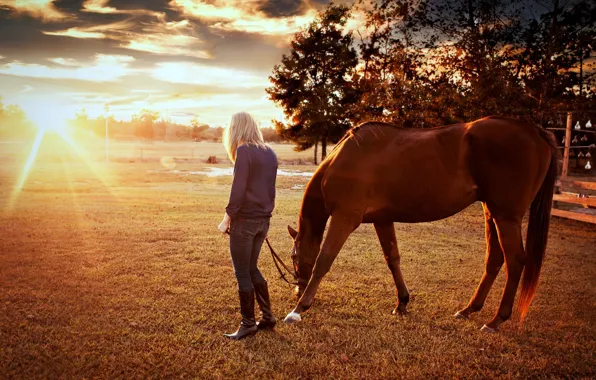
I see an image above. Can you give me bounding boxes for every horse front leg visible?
[284,213,360,323]
[374,222,410,315]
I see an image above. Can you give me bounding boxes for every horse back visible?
[319,121,477,222]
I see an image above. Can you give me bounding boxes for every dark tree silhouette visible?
[267,4,360,163]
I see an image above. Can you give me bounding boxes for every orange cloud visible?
[0,0,67,21]
[126,34,211,59]
[42,18,211,59]
[170,0,317,37]
[170,0,368,42]
[213,10,318,36]
[169,0,247,21]
[44,27,106,39]
[81,0,164,18]
[42,19,134,39]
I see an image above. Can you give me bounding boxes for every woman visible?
[217,112,278,340]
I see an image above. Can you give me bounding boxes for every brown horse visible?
[283,116,558,332]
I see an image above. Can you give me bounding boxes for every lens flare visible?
[161,156,176,169]
[5,116,117,213]
[6,130,46,211]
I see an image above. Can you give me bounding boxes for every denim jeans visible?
[229,217,270,292]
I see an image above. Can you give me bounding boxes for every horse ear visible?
[287,225,298,239]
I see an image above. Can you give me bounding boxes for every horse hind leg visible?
[374,222,410,315]
[456,204,504,320]
[284,212,360,323]
[481,217,526,332]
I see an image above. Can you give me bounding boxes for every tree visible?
[354,0,450,127]
[354,0,595,126]
[75,108,89,122]
[0,100,34,139]
[71,108,91,132]
[514,0,596,112]
[416,0,530,119]
[134,109,159,139]
[261,127,285,143]
[190,117,210,141]
[267,4,361,163]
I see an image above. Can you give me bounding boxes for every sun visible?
[6,111,73,212]
[5,105,117,213]
[31,114,69,135]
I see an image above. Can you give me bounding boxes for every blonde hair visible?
[223,112,266,162]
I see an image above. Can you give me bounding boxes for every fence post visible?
[562,112,572,179]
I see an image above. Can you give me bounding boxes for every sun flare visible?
[5,113,114,213]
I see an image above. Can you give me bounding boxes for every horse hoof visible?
[392,306,407,315]
[284,311,302,324]
[454,311,469,320]
[480,324,498,333]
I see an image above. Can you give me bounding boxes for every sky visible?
[0,0,355,128]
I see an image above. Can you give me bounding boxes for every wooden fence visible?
[547,111,596,224]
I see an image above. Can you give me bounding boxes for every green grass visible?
[0,141,595,379]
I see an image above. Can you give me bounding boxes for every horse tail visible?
[518,129,558,323]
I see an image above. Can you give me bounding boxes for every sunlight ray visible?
[55,129,118,198]
[5,130,45,212]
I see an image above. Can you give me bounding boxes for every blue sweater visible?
[226,144,278,220]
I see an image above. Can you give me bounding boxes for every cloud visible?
[214,10,318,36]
[170,0,318,37]
[81,0,164,18]
[20,85,34,93]
[125,35,211,59]
[133,93,280,127]
[151,61,269,88]
[125,20,211,58]
[48,58,83,66]
[257,0,307,17]
[41,18,212,59]
[169,0,246,21]
[0,54,137,82]
[0,0,68,21]
[44,27,106,39]
[42,19,135,40]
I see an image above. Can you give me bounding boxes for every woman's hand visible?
[218,213,231,234]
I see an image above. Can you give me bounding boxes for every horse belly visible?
[363,175,477,223]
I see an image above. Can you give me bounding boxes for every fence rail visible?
[547,112,596,224]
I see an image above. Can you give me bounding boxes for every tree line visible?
[0,99,285,144]
[69,109,285,143]
[0,97,35,139]
[267,0,596,163]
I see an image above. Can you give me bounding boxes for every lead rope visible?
[225,229,298,286]
[265,237,298,286]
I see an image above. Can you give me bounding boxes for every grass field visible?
[0,137,319,165]
[0,137,595,379]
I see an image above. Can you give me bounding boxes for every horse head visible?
[287,225,313,299]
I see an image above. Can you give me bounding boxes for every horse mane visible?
[326,121,392,157]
